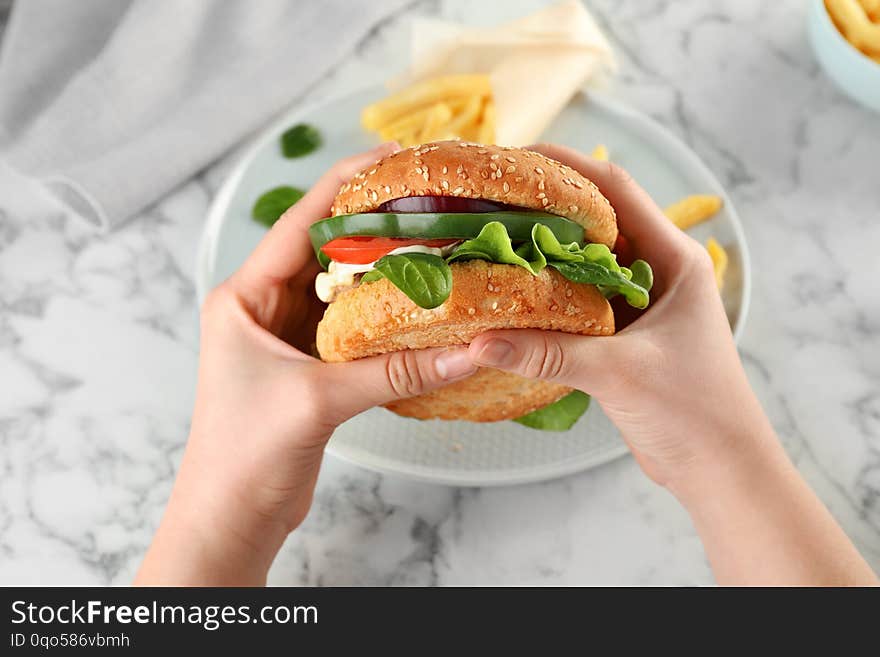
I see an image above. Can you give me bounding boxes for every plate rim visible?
[196,87,751,487]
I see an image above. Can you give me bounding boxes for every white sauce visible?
[315,243,459,303]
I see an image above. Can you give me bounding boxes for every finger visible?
[527,143,687,262]
[236,141,400,288]
[319,346,478,420]
[468,329,630,395]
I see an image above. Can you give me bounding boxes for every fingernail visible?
[474,339,514,367]
[435,349,477,380]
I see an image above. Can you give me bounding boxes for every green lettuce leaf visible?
[447,222,652,308]
[447,221,545,273]
[362,253,452,309]
[513,390,591,431]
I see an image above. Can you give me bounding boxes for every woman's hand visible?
[468,143,769,492]
[135,143,476,585]
[468,145,877,585]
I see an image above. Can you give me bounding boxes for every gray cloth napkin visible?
[0,0,409,229]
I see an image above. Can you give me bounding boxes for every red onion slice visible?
[377,196,521,214]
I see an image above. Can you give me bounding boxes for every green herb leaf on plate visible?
[281,123,322,158]
[252,186,306,227]
[370,253,452,309]
[513,390,591,431]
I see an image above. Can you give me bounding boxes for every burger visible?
[309,141,652,430]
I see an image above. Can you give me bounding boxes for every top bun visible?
[330,141,618,248]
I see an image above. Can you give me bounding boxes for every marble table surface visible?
[1,0,878,585]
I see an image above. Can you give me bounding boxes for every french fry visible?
[418,103,455,143]
[858,0,880,21]
[361,75,492,131]
[442,94,484,136]
[591,144,609,161]
[477,98,496,144]
[706,238,728,290]
[826,0,880,53]
[377,98,469,142]
[664,195,723,230]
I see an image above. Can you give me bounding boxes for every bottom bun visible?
[384,367,573,421]
[316,260,614,422]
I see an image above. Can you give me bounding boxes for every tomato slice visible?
[320,237,459,264]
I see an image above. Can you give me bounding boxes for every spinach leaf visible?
[369,253,452,309]
[252,186,306,227]
[281,123,322,158]
[513,390,591,431]
[550,261,650,309]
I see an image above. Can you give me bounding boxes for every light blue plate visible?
[197,88,750,486]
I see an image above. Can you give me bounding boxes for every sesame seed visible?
[490,154,500,160]
[480,171,489,179]
[487,269,493,278]
[368,168,377,175]
[502,182,510,192]
[535,167,544,175]
[542,198,549,206]
[415,167,423,174]
[550,304,558,311]
[441,180,449,190]
[477,149,488,154]
[423,172,429,182]
[442,166,448,174]
[453,186,464,194]
[569,204,578,212]
[456,165,464,174]
[537,192,546,199]
[515,176,524,183]
[491,302,498,310]
[371,190,378,202]
[538,180,545,190]
[490,162,498,171]
[505,156,516,162]
[384,186,391,193]
[487,284,494,292]
[565,288,573,297]
[574,182,583,189]
[468,307,476,315]
[505,166,516,174]
[401,184,408,192]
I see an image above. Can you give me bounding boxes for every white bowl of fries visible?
[810,0,880,111]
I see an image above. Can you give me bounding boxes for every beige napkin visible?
[394,0,616,146]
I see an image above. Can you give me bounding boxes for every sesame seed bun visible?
[331,141,618,248]
[316,260,613,422]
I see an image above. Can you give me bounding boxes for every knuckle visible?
[200,284,234,318]
[385,351,426,398]
[684,242,716,279]
[605,161,633,186]
[523,336,566,381]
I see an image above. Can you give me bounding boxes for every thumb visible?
[320,347,478,419]
[468,330,625,394]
